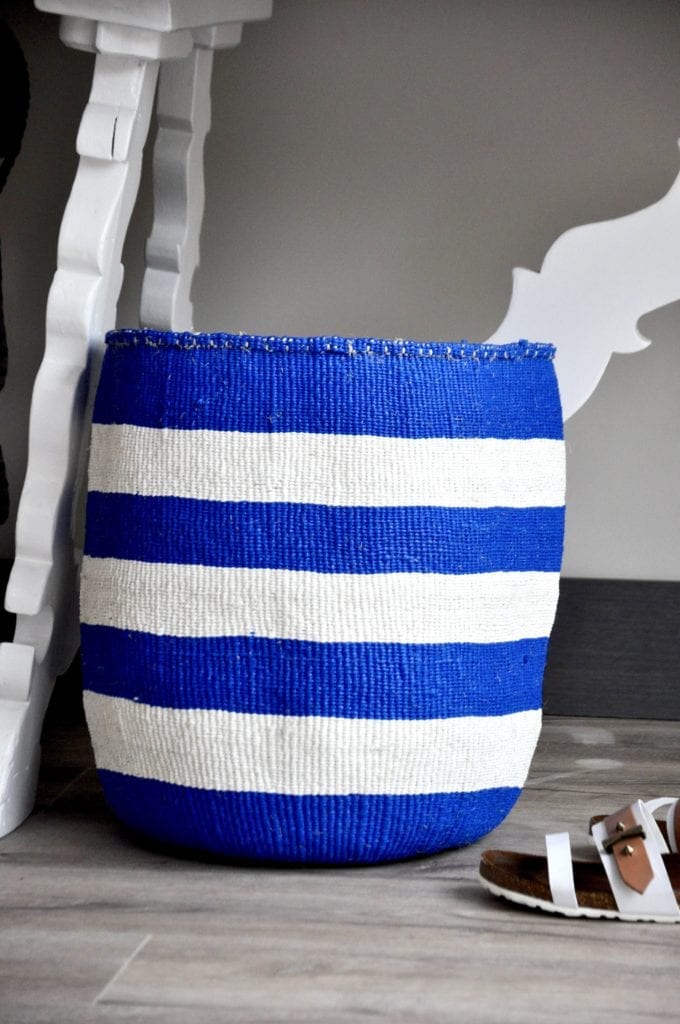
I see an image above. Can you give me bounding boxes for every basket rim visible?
[104,329,556,361]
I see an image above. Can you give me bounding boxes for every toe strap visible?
[545,831,578,910]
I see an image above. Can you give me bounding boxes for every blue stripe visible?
[80,627,546,718]
[83,493,565,574]
[96,771,522,862]
[93,334,563,440]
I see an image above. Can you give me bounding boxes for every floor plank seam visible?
[93,932,153,1005]
[43,768,93,807]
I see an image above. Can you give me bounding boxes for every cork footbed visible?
[479,849,680,913]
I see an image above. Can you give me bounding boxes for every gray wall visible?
[2,0,680,578]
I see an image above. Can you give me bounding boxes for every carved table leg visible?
[1,0,272,837]
[141,44,216,331]
[0,51,159,836]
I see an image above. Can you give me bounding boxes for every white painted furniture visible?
[1,0,679,837]
[486,155,680,421]
[0,0,272,837]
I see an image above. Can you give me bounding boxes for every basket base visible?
[97,770,521,865]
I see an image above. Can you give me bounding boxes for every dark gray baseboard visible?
[544,578,680,720]
[2,561,679,720]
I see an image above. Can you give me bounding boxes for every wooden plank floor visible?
[1,701,679,1024]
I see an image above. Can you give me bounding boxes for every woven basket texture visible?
[80,330,565,864]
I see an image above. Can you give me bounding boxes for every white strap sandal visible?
[479,799,680,922]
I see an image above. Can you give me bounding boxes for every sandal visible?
[479,799,680,922]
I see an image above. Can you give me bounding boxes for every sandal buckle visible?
[602,823,645,854]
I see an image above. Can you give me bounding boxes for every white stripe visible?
[88,424,565,508]
[80,558,560,643]
[83,691,541,796]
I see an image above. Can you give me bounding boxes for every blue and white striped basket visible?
[80,330,565,864]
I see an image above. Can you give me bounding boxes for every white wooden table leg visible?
[0,52,159,836]
[1,0,271,837]
[140,44,215,331]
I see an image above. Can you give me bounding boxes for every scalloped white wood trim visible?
[486,147,680,420]
[0,53,160,837]
[140,45,215,331]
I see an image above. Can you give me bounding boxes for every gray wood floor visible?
[1,703,679,1024]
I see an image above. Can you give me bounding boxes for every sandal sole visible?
[478,869,680,923]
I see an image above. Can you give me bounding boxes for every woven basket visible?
[80,330,565,864]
